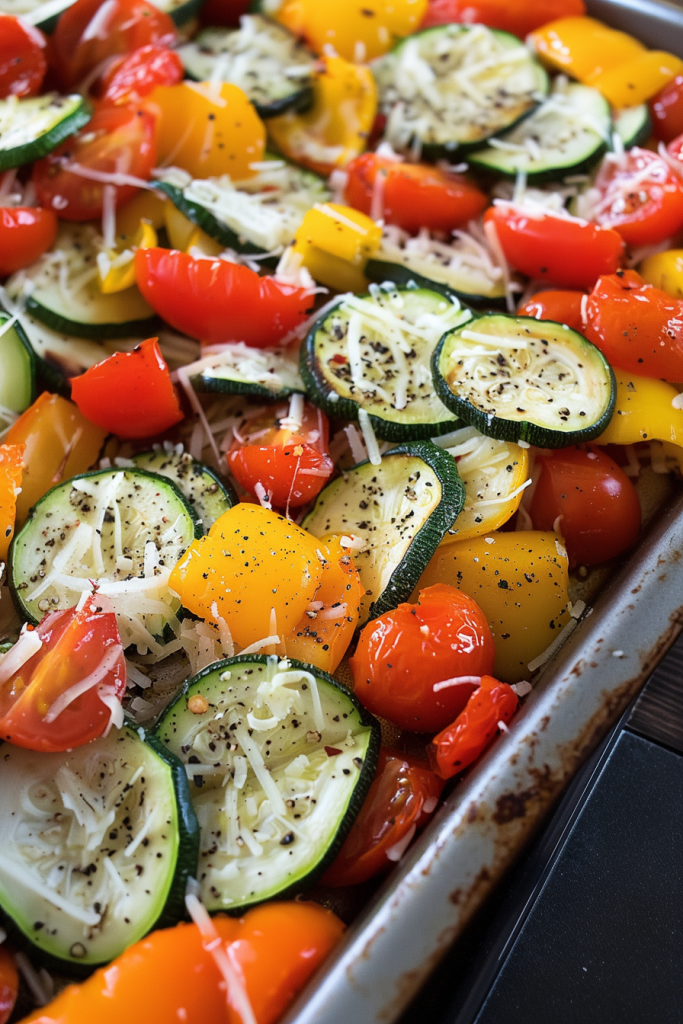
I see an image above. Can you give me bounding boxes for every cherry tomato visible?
[33,104,156,221]
[650,75,683,143]
[227,400,334,509]
[199,0,250,26]
[529,446,641,567]
[0,14,46,98]
[421,0,586,37]
[0,947,17,1024]
[429,675,519,780]
[582,269,683,381]
[0,205,57,276]
[591,148,683,247]
[50,0,176,90]
[70,338,183,439]
[0,600,126,752]
[344,153,488,234]
[322,748,444,887]
[99,44,183,105]
[135,248,315,348]
[517,290,586,334]
[667,132,683,165]
[350,583,495,733]
[484,205,624,291]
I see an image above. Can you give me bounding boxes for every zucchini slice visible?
[613,104,652,149]
[192,341,305,399]
[151,0,205,25]
[14,312,114,393]
[0,313,35,430]
[372,24,548,159]
[131,449,236,532]
[0,726,198,967]
[178,16,316,118]
[5,224,157,340]
[301,285,471,441]
[433,314,616,447]
[302,442,464,624]
[9,468,199,650]
[154,655,380,912]
[0,93,91,171]
[155,160,330,257]
[468,81,610,182]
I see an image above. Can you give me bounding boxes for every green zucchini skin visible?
[0,94,91,171]
[0,312,36,427]
[154,181,272,261]
[364,259,506,311]
[166,0,206,26]
[193,373,303,400]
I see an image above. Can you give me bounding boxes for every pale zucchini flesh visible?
[0,313,35,429]
[0,93,91,170]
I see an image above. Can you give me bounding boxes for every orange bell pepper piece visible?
[0,444,24,562]
[277,0,428,62]
[530,16,645,84]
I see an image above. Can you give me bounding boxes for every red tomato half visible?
[517,290,586,334]
[350,583,495,733]
[529,447,641,567]
[321,748,444,887]
[429,676,519,780]
[99,44,183,105]
[421,0,586,37]
[650,75,683,143]
[344,153,488,234]
[0,600,126,752]
[33,104,156,221]
[135,248,315,347]
[484,205,624,291]
[0,14,46,98]
[227,400,333,508]
[50,0,176,90]
[0,205,57,276]
[0,948,17,1024]
[591,148,683,247]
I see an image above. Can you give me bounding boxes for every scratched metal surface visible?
[280,4,683,1022]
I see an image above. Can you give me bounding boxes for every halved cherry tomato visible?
[135,248,314,348]
[50,0,175,90]
[667,132,683,165]
[650,75,683,143]
[98,44,183,105]
[0,599,125,752]
[0,205,57,276]
[528,446,641,568]
[518,289,585,333]
[322,747,444,887]
[582,269,683,381]
[227,400,333,509]
[421,0,586,37]
[344,153,488,234]
[591,148,683,247]
[350,583,495,733]
[33,105,156,222]
[429,675,519,780]
[70,338,183,439]
[0,947,18,1024]
[484,205,624,290]
[0,14,46,98]
[199,0,250,25]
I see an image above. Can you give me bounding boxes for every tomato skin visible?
[350,583,495,733]
[421,0,585,37]
[135,248,314,348]
[0,947,17,1024]
[528,446,641,568]
[517,290,585,333]
[321,748,444,887]
[592,148,683,247]
[227,401,333,508]
[70,338,183,439]
[0,206,57,276]
[429,675,519,780]
[199,0,250,26]
[650,75,683,143]
[33,104,156,221]
[50,0,175,90]
[583,270,683,381]
[484,206,624,291]
[0,15,46,99]
[99,44,183,105]
[344,153,488,234]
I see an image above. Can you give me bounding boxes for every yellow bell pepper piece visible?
[116,190,167,241]
[414,531,571,683]
[277,0,427,62]
[163,202,223,256]
[639,249,683,299]
[596,370,683,474]
[148,81,265,180]
[99,220,157,294]
[185,227,224,257]
[590,50,683,107]
[530,17,645,85]
[292,203,381,290]
[440,438,529,546]
[268,55,377,177]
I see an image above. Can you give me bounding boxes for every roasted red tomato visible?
[517,289,586,334]
[0,14,46,98]
[650,75,683,143]
[227,400,333,509]
[0,600,126,752]
[344,153,488,234]
[135,248,314,348]
[421,0,586,36]
[0,204,57,276]
[50,0,176,90]
[0,948,17,1024]
[99,44,183,105]
[322,748,444,887]
[429,675,519,780]
[529,446,641,567]
[591,148,683,247]
[199,0,250,25]
[70,338,183,439]
[33,104,156,221]
[350,584,495,733]
[582,269,683,381]
[484,205,624,291]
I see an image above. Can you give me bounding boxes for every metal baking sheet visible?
[281,3,683,1021]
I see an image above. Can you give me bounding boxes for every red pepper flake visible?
[330,354,347,365]
[325,746,343,756]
